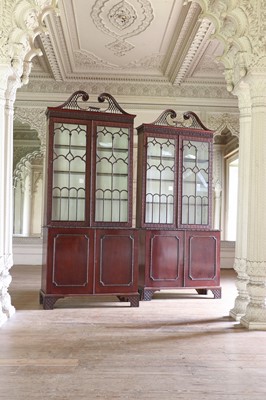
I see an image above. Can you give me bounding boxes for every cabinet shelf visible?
[147,155,175,160]
[53,170,85,174]
[54,144,86,150]
[52,196,85,200]
[97,147,128,153]
[96,172,128,177]
[146,178,174,182]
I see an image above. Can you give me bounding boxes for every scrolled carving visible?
[97,92,129,114]
[151,109,210,130]
[56,90,91,110]
[182,111,210,130]
[150,109,177,126]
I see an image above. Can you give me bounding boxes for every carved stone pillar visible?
[0,0,58,326]
[230,82,251,320]
[0,66,18,324]
[240,72,266,329]
[22,173,32,236]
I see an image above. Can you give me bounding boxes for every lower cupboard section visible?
[138,229,221,301]
[40,228,139,309]
[40,228,221,309]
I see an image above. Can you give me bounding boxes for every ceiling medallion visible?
[91,0,154,56]
[108,1,136,30]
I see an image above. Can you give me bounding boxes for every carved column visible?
[230,82,251,320]
[240,72,266,329]
[0,66,18,324]
[0,0,58,326]
[22,173,32,236]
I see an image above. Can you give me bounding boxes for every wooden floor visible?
[1,266,266,399]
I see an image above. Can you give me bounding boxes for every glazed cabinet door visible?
[137,132,177,228]
[44,228,94,295]
[46,118,91,226]
[179,136,212,229]
[184,230,220,288]
[94,229,139,294]
[91,121,134,227]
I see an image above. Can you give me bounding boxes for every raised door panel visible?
[94,229,138,294]
[46,228,93,294]
[184,231,220,287]
[145,231,184,288]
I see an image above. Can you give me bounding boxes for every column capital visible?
[190,0,266,91]
[0,0,58,85]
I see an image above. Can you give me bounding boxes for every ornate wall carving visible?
[91,0,154,56]
[14,107,46,150]
[18,77,234,101]
[0,0,58,83]
[207,113,239,137]
[191,0,266,91]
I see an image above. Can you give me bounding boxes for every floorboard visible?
[0,266,266,400]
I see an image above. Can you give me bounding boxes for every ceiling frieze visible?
[17,76,234,102]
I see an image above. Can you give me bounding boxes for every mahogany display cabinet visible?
[136,110,221,300]
[40,91,139,309]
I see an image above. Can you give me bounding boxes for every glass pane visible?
[95,126,129,222]
[52,123,86,221]
[145,137,175,224]
[181,140,209,225]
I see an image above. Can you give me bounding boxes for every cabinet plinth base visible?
[117,295,140,307]
[139,287,222,301]
[39,291,64,310]
[39,291,140,309]
[139,288,159,301]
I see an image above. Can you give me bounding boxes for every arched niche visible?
[213,125,239,239]
[13,119,44,237]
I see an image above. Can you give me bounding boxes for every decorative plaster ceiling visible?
[31,0,225,87]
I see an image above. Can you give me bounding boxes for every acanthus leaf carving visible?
[191,0,266,90]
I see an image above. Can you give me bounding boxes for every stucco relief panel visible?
[91,0,154,56]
